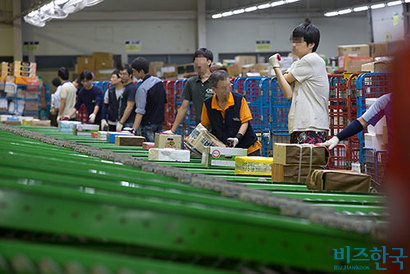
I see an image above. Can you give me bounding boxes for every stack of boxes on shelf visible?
[0,61,41,118]
[76,52,115,81]
[329,42,392,73]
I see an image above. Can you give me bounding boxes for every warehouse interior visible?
[0,0,409,273]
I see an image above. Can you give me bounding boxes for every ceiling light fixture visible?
[233,9,245,14]
[257,3,271,9]
[212,0,300,19]
[271,1,285,7]
[244,6,258,12]
[353,6,369,12]
[387,0,402,6]
[371,3,386,9]
[324,1,404,17]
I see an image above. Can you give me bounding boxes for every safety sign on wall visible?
[256,40,271,51]
[23,41,39,52]
[125,40,141,52]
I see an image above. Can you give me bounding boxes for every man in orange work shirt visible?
[201,70,261,155]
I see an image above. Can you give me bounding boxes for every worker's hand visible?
[318,136,339,150]
[163,129,175,135]
[269,53,281,68]
[101,119,108,130]
[116,121,123,132]
[226,137,239,148]
[89,113,96,124]
[57,115,61,121]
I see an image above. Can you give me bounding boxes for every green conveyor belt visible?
[0,125,387,273]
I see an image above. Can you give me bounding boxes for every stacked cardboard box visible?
[93,52,114,71]
[271,143,328,183]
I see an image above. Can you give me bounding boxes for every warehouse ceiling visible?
[17,0,380,20]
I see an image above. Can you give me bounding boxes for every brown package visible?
[272,163,324,183]
[306,170,371,193]
[273,143,329,166]
[115,135,145,146]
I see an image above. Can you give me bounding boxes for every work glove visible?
[226,137,239,148]
[116,121,123,132]
[101,119,108,130]
[163,129,175,135]
[318,136,339,150]
[269,53,282,68]
[88,113,96,124]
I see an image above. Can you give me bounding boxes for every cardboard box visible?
[148,148,190,162]
[93,52,114,70]
[235,156,273,176]
[273,143,329,166]
[149,61,164,77]
[74,124,99,136]
[31,119,50,127]
[77,56,95,73]
[364,133,386,151]
[155,133,182,148]
[361,61,390,73]
[59,121,81,132]
[338,56,373,73]
[226,64,241,77]
[107,132,132,143]
[338,44,370,57]
[115,135,145,146]
[223,59,236,66]
[369,43,388,57]
[201,146,248,168]
[1,120,21,125]
[272,163,323,183]
[15,76,39,85]
[23,90,40,99]
[184,123,225,155]
[24,100,39,111]
[307,169,371,193]
[98,131,109,140]
[235,55,256,67]
[177,63,194,75]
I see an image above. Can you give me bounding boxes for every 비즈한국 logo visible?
[333,245,407,271]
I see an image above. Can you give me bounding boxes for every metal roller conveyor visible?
[0,124,387,273]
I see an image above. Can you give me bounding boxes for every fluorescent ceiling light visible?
[405,0,410,3]
[245,6,258,12]
[338,8,352,15]
[212,13,222,19]
[324,11,338,17]
[257,3,271,9]
[233,9,245,14]
[353,6,369,12]
[371,3,386,9]
[222,11,233,17]
[387,1,402,6]
[285,0,299,3]
[271,1,285,7]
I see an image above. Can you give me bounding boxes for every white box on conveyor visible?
[59,121,81,133]
[148,148,190,162]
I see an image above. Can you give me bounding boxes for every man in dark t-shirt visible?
[164,48,214,134]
